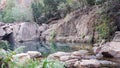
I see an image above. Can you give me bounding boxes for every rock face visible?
[41,7,97,42]
[13,22,39,42]
[0,22,39,42]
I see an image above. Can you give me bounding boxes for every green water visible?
[15,41,92,56]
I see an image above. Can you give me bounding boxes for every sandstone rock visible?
[112,31,120,42]
[96,53,103,59]
[0,22,39,42]
[60,56,70,61]
[99,60,117,66]
[27,51,42,59]
[69,55,81,60]
[0,27,6,37]
[84,55,97,59]
[72,50,89,57]
[47,52,71,59]
[38,24,49,32]
[12,53,30,64]
[41,7,97,43]
[93,46,101,54]
[99,42,120,58]
[65,59,78,68]
[74,59,100,68]
[13,22,39,42]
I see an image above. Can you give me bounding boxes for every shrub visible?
[0,0,33,23]
[42,59,65,68]
[0,41,9,50]
[96,15,110,39]
[11,5,33,22]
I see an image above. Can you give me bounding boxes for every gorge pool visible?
[15,41,92,56]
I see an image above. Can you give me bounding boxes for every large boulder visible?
[97,42,120,58]
[12,22,39,42]
[27,51,42,58]
[12,53,30,64]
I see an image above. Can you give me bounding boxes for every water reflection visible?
[15,41,91,56]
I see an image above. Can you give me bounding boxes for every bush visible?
[0,0,33,23]
[96,15,110,39]
[11,5,33,22]
[0,41,9,50]
[42,59,65,68]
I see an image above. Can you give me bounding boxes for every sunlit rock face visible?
[0,22,39,42]
[10,22,39,42]
[41,7,97,43]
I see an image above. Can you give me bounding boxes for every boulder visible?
[60,55,81,62]
[13,22,39,42]
[12,53,30,64]
[47,52,71,59]
[38,24,49,32]
[112,31,120,42]
[74,59,100,68]
[60,56,70,61]
[84,55,97,59]
[99,60,117,66]
[27,51,42,58]
[65,59,78,68]
[93,46,101,54]
[0,27,6,37]
[72,50,89,57]
[99,42,120,58]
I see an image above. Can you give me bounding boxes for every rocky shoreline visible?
[0,39,120,68]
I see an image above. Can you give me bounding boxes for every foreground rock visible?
[74,59,100,68]
[94,42,120,58]
[12,51,42,64]
[48,49,119,68]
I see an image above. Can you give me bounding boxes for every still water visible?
[15,41,92,56]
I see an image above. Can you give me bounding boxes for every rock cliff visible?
[41,7,98,43]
